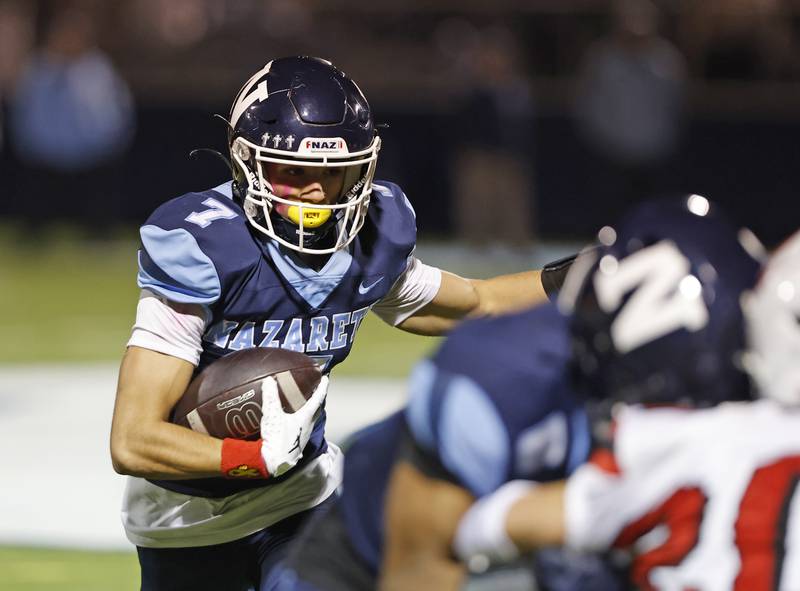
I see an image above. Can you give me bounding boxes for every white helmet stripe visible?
[230,61,273,129]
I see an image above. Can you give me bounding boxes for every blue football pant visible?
[264,502,374,591]
[137,499,332,591]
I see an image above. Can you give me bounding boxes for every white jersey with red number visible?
[564,399,800,591]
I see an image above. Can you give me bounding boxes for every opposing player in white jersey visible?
[450,197,800,591]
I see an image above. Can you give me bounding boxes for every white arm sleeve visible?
[370,257,443,326]
[126,289,209,366]
[564,463,627,551]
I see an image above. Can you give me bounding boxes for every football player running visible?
[451,198,800,591]
[110,56,568,591]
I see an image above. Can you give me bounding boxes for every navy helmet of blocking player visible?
[109,55,575,591]
[562,194,761,410]
[266,303,624,591]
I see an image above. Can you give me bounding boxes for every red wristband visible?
[221,438,269,479]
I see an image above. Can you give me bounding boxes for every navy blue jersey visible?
[339,303,592,572]
[338,412,407,571]
[137,180,417,497]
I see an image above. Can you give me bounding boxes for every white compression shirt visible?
[370,256,442,326]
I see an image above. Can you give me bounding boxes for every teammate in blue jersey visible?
[265,302,616,591]
[109,56,571,591]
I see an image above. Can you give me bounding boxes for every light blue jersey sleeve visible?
[405,360,512,497]
[135,187,248,305]
[137,225,222,304]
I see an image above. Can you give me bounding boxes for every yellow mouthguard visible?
[286,205,332,228]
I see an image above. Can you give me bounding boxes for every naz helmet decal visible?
[566,195,762,408]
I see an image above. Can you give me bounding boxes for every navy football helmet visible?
[227,56,380,254]
[560,195,763,407]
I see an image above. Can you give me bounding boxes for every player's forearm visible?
[395,308,465,335]
[396,270,546,335]
[469,270,547,316]
[379,557,466,591]
[505,481,567,550]
[111,419,223,479]
[453,480,565,563]
[111,346,224,478]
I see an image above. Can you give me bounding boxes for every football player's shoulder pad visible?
[434,302,571,392]
[137,183,259,305]
[405,303,573,496]
[366,180,417,253]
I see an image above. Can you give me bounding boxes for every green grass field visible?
[0,547,139,591]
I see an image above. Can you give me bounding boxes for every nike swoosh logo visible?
[358,276,384,294]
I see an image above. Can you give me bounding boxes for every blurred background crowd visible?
[0,0,799,247]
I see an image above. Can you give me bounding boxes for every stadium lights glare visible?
[687,194,710,217]
[679,274,703,299]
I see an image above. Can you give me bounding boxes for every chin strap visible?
[189,148,233,174]
[232,179,245,203]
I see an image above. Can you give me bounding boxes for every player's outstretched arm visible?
[468,269,548,316]
[453,480,567,563]
[110,346,224,478]
[379,460,474,591]
[395,249,593,336]
[396,269,546,335]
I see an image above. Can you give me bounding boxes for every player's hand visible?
[259,374,328,477]
[453,480,535,564]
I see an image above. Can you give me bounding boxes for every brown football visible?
[171,348,322,440]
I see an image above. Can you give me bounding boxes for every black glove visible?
[541,246,599,302]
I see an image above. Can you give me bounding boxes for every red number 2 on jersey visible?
[612,487,707,590]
